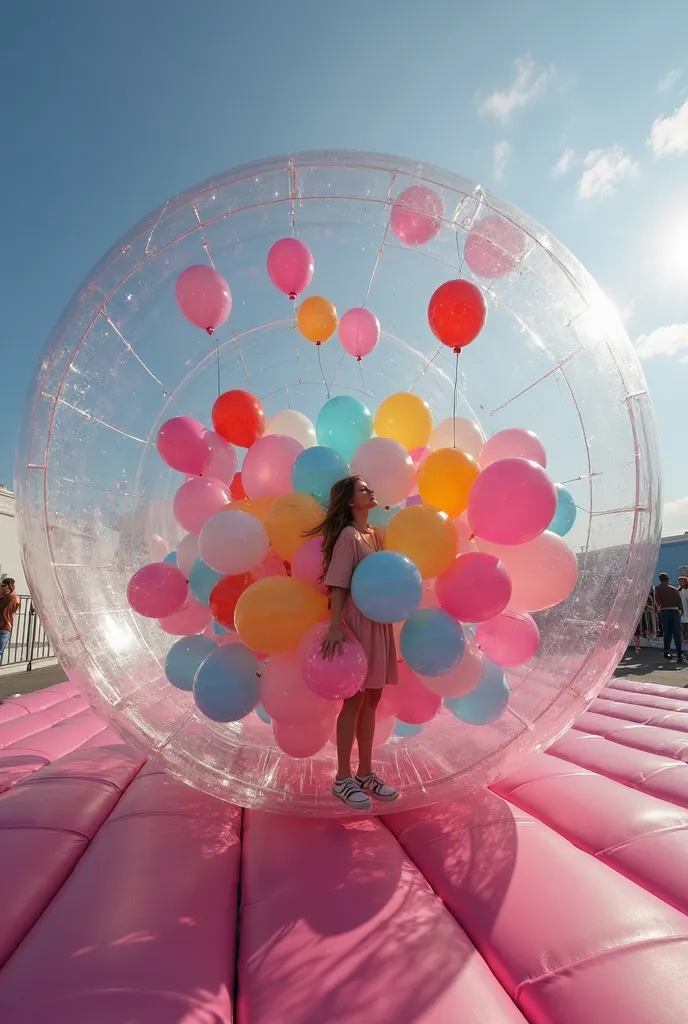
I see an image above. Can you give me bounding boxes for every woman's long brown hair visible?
[305,475,360,579]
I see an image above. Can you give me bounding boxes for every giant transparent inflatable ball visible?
[17,151,660,815]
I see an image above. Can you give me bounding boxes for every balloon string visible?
[316,343,330,399]
[452,350,460,447]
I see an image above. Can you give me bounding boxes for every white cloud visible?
[658,69,681,93]
[553,146,574,176]
[663,497,688,537]
[635,323,688,361]
[493,140,510,180]
[577,145,639,199]
[649,99,688,156]
[479,56,554,122]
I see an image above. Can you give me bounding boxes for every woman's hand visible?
[321,624,345,660]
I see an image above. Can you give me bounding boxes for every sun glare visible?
[661,215,688,282]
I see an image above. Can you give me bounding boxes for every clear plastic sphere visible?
[16,150,660,815]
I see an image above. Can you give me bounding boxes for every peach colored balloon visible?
[261,650,333,725]
[241,433,304,499]
[422,640,484,698]
[250,549,288,582]
[395,662,442,724]
[350,437,416,508]
[454,513,478,554]
[428,417,485,458]
[376,684,403,721]
[475,531,578,612]
[157,596,211,636]
[372,716,395,747]
[273,716,333,758]
[479,428,547,469]
[177,533,199,578]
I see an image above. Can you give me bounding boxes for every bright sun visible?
[661,216,688,282]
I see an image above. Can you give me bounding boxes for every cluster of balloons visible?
[127,376,580,758]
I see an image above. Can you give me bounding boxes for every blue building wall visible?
[656,538,688,581]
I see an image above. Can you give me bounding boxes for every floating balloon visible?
[468,457,556,545]
[400,608,466,676]
[267,237,314,299]
[165,634,217,691]
[464,215,526,279]
[250,549,288,582]
[479,428,547,469]
[189,558,224,606]
[428,417,485,459]
[242,433,304,499]
[173,477,230,535]
[445,658,510,725]
[177,533,199,579]
[390,185,444,246]
[297,295,338,344]
[273,716,333,758]
[208,573,252,628]
[255,705,272,725]
[158,596,211,636]
[350,437,416,508]
[193,644,261,722]
[212,390,265,448]
[549,484,577,537]
[156,417,213,475]
[374,392,433,451]
[291,536,326,592]
[199,510,269,575]
[264,492,323,561]
[385,504,458,579]
[291,445,349,505]
[395,662,442,724]
[149,534,169,561]
[422,639,484,698]
[339,307,380,360]
[475,611,540,668]
[475,532,578,613]
[265,409,316,448]
[163,551,178,567]
[301,623,367,700]
[454,513,478,554]
[372,716,395,747]
[376,684,403,721]
[261,649,334,725]
[351,551,422,623]
[230,472,246,500]
[436,551,512,623]
[428,279,487,350]
[127,563,188,619]
[204,431,238,483]
[369,504,402,528]
[235,576,328,654]
[417,447,479,517]
[175,265,232,334]
[316,396,374,463]
[394,721,425,738]
[226,496,274,521]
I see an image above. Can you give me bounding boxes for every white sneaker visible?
[356,771,399,802]
[332,776,372,810]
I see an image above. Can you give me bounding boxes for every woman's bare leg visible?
[355,689,382,777]
[336,691,365,779]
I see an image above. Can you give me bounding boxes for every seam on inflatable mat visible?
[547,747,688,811]
[572,724,688,760]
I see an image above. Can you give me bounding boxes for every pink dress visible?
[324,525,398,689]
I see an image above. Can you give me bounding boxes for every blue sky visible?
[2,0,688,531]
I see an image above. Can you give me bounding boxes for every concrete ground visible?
[0,662,68,702]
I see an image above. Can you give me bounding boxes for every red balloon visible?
[428,279,487,351]
[212,390,265,448]
[209,573,252,628]
[230,472,246,500]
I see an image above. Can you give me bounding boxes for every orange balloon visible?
[297,295,338,344]
[264,492,323,561]
[418,447,480,517]
[374,392,433,450]
[385,504,458,579]
[227,496,274,522]
[235,577,328,654]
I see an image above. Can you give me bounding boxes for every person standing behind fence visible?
[0,578,20,661]
[655,573,684,663]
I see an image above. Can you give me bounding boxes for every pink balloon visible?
[291,536,326,592]
[300,623,367,700]
[422,640,484,697]
[479,428,547,469]
[376,684,403,721]
[395,663,442,724]
[475,532,578,613]
[350,437,416,508]
[157,595,211,635]
[267,238,314,300]
[436,552,512,623]
[390,185,444,246]
[339,307,380,360]
[463,215,526,279]
[273,716,333,758]
[177,533,199,578]
[156,417,213,475]
[454,513,478,554]
[261,649,333,725]
[127,563,188,618]
[204,431,238,484]
[468,457,556,546]
[372,716,395,747]
[476,611,540,667]
[241,434,304,499]
[250,549,288,582]
[410,446,430,468]
[173,477,230,534]
[175,264,232,333]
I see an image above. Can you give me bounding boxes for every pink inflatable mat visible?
[0,679,687,1023]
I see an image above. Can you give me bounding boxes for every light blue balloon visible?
[256,703,272,724]
[444,659,510,725]
[163,551,178,567]
[400,609,466,676]
[351,551,422,623]
[212,620,228,637]
[548,484,577,537]
[189,558,224,606]
[292,445,349,505]
[369,504,402,528]
[193,644,261,722]
[316,395,374,462]
[165,634,216,692]
[394,721,424,738]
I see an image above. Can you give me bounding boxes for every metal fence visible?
[0,594,55,671]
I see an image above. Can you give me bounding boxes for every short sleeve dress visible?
[323,525,398,689]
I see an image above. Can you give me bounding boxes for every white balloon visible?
[199,510,269,575]
[204,430,238,483]
[350,437,416,508]
[428,417,485,458]
[177,533,199,578]
[265,409,316,448]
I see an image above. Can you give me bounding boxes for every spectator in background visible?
[679,577,688,642]
[0,578,20,662]
[655,573,684,663]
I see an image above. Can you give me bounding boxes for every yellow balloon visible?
[227,496,274,522]
[264,492,323,561]
[385,504,458,579]
[418,448,480,517]
[235,577,328,654]
[297,296,338,344]
[374,392,433,450]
